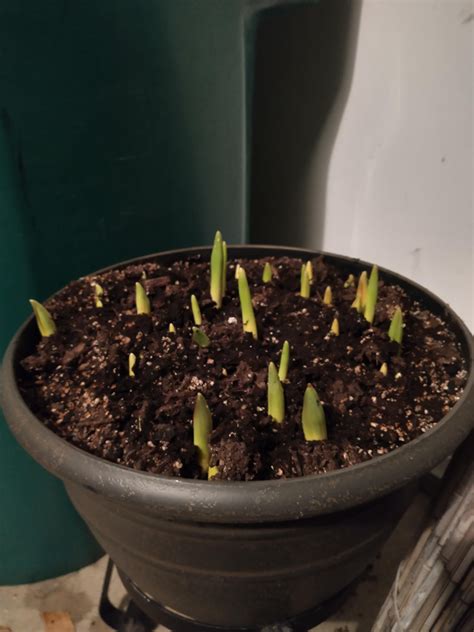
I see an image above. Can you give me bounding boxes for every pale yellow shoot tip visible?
[323,286,332,306]
[29,299,56,337]
[129,353,137,377]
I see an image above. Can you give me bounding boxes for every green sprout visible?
[267,361,284,423]
[193,393,213,475]
[93,283,104,308]
[237,266,258,339]
[128,353,137,377]
[262,262,273,283]
[380,362,388,376]
[278,340,290,382]
[330,318,339,336]
[135,282,151,315]
[351,271,367,313]
[222,240,228,297]
[388,306,403,344]
[323,286,332,306]
[302,385,327,441]
[210,230,226,308]
[169,323,176,334]
[192,327,210,348]
[29,299,57,337]
[344,274,355,288]
[235,263,241,280]
[300,264,310,298]
[352,294,361,312]
[208,465,219,479]
[306,260,314,282]
[191,294,202,326]
[364,265,378,324]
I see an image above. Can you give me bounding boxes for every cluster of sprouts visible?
[29,231,405,479]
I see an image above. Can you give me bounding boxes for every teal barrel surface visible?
[0,0,316,583]
[0,110,103,584]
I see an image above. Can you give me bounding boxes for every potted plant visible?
[1,236,473,628]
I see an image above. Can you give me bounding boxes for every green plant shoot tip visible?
[262,262,273,283]
[193,393,212,474]
[323,286,332,305]
[344,274,355,288]
[380,362,388,376]
[268,362,285,423]
[235,263,241,280]
[305,260,314,282]
[29,299,57,337]
[191,294,202,326]
[135,282,151,315]
[351,294,361,311]
[169,323,176,334]
[192,326,210,348]
[330,318,339,336]
[210,230,225,308]
[222,240,227,297]
[300,264,310,298]
[93,283,104,308]
[388,306,403,345]
[364,265,378,324]
[128,353,137,377]
[302,385,327,441]
[208,465,218,479]
[352,271,368,313]
[278,340,290,382]
[237,267,258,339]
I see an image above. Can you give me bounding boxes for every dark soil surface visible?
[19,254,467,480]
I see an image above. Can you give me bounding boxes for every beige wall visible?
[251,0,473,328]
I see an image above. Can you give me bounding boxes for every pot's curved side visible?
[65,479,413,626]
[1,246,473,524]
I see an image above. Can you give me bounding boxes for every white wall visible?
[306,0,473,329]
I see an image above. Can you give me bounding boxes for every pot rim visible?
[2,244,473,523]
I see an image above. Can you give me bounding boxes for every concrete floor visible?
[0,493,431,632]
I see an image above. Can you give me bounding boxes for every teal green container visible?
[0,0,315,583]
[0,109,104,584]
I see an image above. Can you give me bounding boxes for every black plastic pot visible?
[2,246,473,627]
